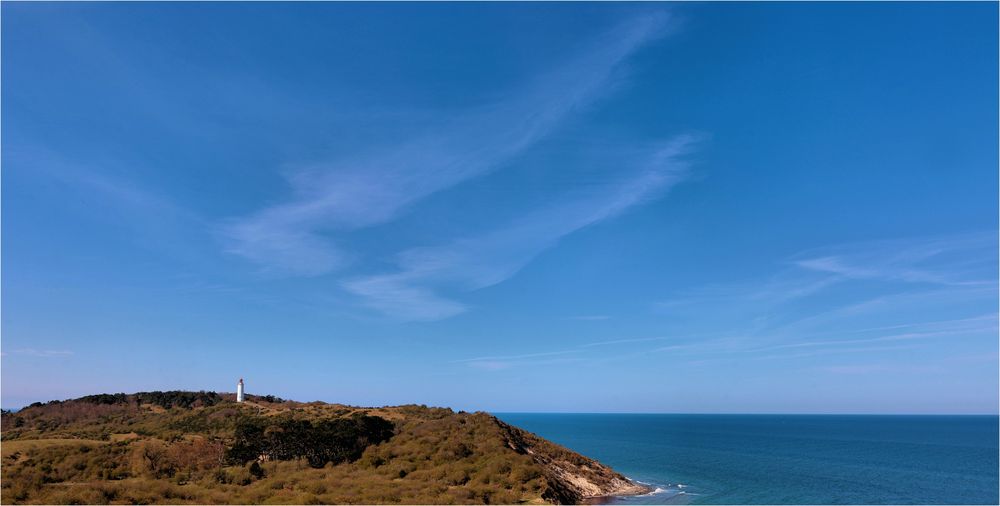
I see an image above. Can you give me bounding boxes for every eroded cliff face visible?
[491,416,651,504]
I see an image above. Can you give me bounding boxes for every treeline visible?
[27,391,224,410]
[21,391,287,412]
[3,395,299,442]
[226,415,395,468]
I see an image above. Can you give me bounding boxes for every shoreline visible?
[582,479,685,505]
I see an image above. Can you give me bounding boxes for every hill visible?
[0,392,650,504]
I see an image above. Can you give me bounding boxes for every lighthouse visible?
[237,378,245,403]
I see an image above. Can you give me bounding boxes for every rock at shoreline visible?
[492,416,652,503]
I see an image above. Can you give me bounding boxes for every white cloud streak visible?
[342,136,699,320]
[645,232,999,364]
[443,233,997,371]
[2,349,74,358]
[221,12,673,277]
[451,350,582,364]
[647,314,997,362]
[792,232,997,286]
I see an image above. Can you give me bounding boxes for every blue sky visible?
[2,3,997,413]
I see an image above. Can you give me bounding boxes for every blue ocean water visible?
[495,414,999,505]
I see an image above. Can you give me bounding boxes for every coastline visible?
[490,416,653,503]
[580,477,680,505]
[494,413,1000,504]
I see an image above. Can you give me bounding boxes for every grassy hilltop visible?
[0,392,648,504]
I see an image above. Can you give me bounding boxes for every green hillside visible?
[1,392,648,504]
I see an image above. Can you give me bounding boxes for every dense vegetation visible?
[73,391,225,409]
[1,392,642,504]
[226,415,395,468]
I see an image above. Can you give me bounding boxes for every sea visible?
[494,414,999,505]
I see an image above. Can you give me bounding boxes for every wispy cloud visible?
[3,145,219,272]
[650,305,997,364]
[816,351,999,376]
[450,233,998,369]
[658,232,997,320]
[2,349,74,358]
[650,321,995,362]
[753,319,998,353]
[452,350,582,364]
[770,283,998,339]
[6,146,199,224]
[338,276,468,322]
[220,12,673,277]
[817,364,944,375]
[792,232,997,286]
[648,232,998,363]
[343,136,699,320]
[583,333,727,348]
[455,350,586,371]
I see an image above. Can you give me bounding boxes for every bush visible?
[249,461,265,479]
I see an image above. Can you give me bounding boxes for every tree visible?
[226,415,395,468]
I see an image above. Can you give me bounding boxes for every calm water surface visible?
[495,414,999,504]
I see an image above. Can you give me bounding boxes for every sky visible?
[2,3,997,414]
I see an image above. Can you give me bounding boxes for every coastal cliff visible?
[1,392,649,504]
[491,417,649,503]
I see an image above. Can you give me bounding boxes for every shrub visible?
[249,461,265,479]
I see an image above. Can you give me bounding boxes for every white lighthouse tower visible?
[236,378,245,403]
